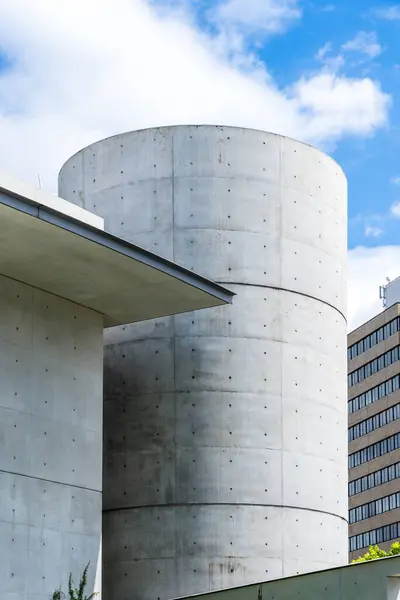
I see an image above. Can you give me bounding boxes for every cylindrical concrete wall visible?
[0,273,103,598]
[59,125,348,600]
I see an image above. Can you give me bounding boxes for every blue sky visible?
[189,0,400,250]
[0,0,400,327]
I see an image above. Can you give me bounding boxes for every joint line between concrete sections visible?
[103,502,348,524]
[216,281,347,322]
[0,468,101,494]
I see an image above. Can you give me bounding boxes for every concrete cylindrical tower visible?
[59,126,348,600]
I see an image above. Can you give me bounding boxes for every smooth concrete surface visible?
[0,170,104,229]
[59,125,348,600]
[175,556,400,600]
[386,278,400,310]
[0,189,232,327]
[0,273,103,599]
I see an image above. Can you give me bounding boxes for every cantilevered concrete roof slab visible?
[0,180,233,326]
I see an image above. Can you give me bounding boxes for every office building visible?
[348,301,400,561]
[59,125,348,600]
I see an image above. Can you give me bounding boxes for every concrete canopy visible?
[0,186,234,326]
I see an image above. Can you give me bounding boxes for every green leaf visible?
[352,543,400,562]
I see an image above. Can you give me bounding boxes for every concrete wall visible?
[0,273,103,599]
[174,556,400,600]
[59,125,348,600]
[385,278,400,310]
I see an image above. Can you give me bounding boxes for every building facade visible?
[59,125,349,600]
[174,555,400,600]
[348,303,400,561]
[0,174,232,598]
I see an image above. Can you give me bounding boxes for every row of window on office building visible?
[348,374,400,415]
[349,432,400,469]
[348,346,400,388]
[348,317,399,361]
[349,461,400,496]
[349,521,400,552]
[349,490,400,524]
[348,403,400,442]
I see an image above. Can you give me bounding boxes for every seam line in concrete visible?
[103,503,348,523]
[216,281,346,322]
[0,468,101,493]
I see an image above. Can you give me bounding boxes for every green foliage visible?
[352,542,400,562]
[51,563,98,600]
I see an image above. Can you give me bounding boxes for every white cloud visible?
[315,43,345,72]
[365,225,384,237]
[391,201,400,217]
[0,0,391,191]
[342,31,382,58]
[348,246,400,331]
[212,0,301,35]
[391,176,400,184]
[290,73,389,142]
[371,5,400,20]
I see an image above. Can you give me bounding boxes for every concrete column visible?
[0,274,103,599]
[59,125,348,600]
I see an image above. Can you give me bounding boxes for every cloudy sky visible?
[0,0,400,330]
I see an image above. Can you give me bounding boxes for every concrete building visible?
[348,303,400,561]
[173,556,400,600]
[0,173,233,599]
[382,276,400,310]
[59,125,349,600]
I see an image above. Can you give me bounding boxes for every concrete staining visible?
[59,125,348,600]
[0,274,102,598]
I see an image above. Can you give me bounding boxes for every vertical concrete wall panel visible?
[0,274,103,598]
[59,125,348,600]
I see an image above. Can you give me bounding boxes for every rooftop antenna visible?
[37,174,42,189]
[379,278,390,308]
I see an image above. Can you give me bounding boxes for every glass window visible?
[384,525,391,541]
[382,496,390,512]
[381,468,388,484]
